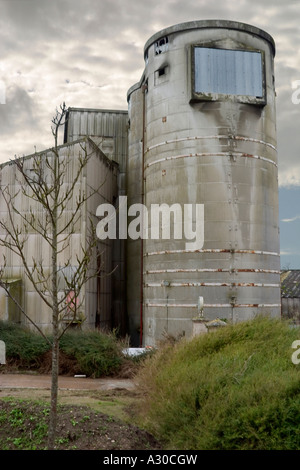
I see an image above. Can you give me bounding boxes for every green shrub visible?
[0,321,49,368]
[0,321,124,377]
[135,316,300,450]
[59,329,123,377]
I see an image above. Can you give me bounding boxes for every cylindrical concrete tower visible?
[127,20,280,347]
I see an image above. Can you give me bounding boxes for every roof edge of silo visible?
[127,71,146,102]
[143,19,276,57]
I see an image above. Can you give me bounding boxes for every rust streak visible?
[146,151,277,169]
[146,135,277,153]
[145,249,279,257]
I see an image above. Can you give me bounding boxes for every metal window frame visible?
[191,45,266,106]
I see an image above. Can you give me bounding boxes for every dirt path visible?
[0,373,135,391]
[0,372,139,424]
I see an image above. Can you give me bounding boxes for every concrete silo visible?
[127,20,280,347]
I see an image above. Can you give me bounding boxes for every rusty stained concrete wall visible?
[127,20,280,346]
[0,139,119,333]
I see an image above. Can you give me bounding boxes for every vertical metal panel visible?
[281,298,300,324]
[194,47,263,97]
[65,108,128,175]
[126,86,145,346]
[64,109,128,331]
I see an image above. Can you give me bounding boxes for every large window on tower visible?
[191,46,266,105]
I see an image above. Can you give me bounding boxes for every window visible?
[155,37,169,55]
[192,46,265,105]
[154,65,169,85]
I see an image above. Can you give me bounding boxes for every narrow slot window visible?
[154,66,169,85]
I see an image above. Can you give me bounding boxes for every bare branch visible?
[0,103,112,449]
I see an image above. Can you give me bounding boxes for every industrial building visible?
[0,138,123,332]
[281,270,300,325]
[0,20,281,346]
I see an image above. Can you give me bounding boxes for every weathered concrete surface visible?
[127,20,280,347]
[0,374,135,391]
[0,341,5,364]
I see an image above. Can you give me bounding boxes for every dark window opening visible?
[155,37,169,55]
[154,65,169,86]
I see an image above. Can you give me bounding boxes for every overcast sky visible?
[0,0,300,267]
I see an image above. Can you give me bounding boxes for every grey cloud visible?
[0,0,299,171]
[0,83,48,160]
[0,85,37,134]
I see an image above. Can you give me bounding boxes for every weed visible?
[81,415,91,422]
[9,408,24,427]
[56,437,69,445]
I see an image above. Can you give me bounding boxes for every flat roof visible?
[67,107,128,114]
[0,137,118,170]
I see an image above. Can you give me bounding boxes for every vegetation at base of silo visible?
[0,321,127,377]
[0,321,49,369]
[59,329,123,377]
[135,316,300,450]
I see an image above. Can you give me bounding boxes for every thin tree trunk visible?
[48,331,59,449]
[47,136,59,450]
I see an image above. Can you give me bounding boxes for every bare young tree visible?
[0,103,105,449]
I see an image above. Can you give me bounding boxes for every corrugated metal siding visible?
[64,108,128,334]
[281,270,300,324]
[281,298,300,324]
[194,47,263,97]
[0,140,119,332]
[281,270,300,298]
[65,108,128,175]
[85,142,119,330]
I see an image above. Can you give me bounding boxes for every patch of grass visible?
[135,316,300,450]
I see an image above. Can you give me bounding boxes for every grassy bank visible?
[135,316,300,450]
